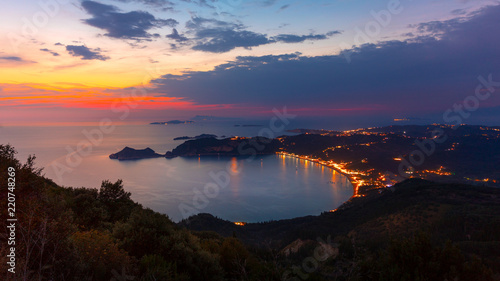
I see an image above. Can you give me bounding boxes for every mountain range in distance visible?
[150,120,195,125]
[151,115,245,125]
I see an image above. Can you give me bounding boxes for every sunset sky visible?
[1,0,500,125]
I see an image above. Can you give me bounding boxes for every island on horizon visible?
[150,120,195,125]
[173,133,218,141]
[109,146,164,160]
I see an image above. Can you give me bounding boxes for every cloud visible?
[0,56,24,62]
[193,29,270,53]
[166,28,189,42]
[326,30,342,36]
[451,8,467,15]
[183,16,337,53]
[411,18,465,38]
[54,42,64,46]
[272,31,341,43]
[150,5,500,117]
[65,45,109,61]
[81,0,178,39]
[279,4,290,11]
[40,48,60,56]
[185,17,269,52]
[0,56,36,64]
[186,16,243,30]
[113,0,175,9]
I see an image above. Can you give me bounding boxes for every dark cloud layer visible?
[81,1,177,39]
[271,32,341,43]
[65,45,109,60]
[192,29,270,53]
[152,5,500,116]
[166,28,189,42]
[177,16,340,53]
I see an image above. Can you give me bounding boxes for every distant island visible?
[286,128,341,134]
[109,147,164,160]
[151,120,194,125]
[191,115,242,121]
[173,134,218,140]
[393,117,428,122]
[234,124,263,127]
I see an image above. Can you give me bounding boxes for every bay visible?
[0,122,353,222]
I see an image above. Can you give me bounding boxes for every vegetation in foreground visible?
[1,144,499,280]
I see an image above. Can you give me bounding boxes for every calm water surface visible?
[0,123,353,222]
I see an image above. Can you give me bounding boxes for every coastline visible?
[276,152,365,202]
[106,141,382,222]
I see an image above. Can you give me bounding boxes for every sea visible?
[0,120,355,222]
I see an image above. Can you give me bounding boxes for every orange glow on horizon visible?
[0,82,235,111]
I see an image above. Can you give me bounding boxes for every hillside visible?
[181,179,500,280]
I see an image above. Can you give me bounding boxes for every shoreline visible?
[276,152,366,200]
[229,152,371,225]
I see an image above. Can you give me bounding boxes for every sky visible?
[1,0,500,125]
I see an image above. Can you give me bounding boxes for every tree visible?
[98,180,131,202]
[98,180,135,222]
